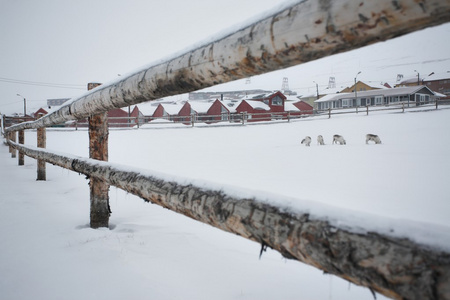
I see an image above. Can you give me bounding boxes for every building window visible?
[342,99,350,107]
[272,96,283,106]
[375,96,382,105]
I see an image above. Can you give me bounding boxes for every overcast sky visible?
[1,0,449,115]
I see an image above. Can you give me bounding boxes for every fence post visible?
[18,130,24,165]
[10,131,16,158]
[366,106,369,115]
[191,113,195,127]
[402,102,405,113]
[37,127,46,181]
[287,111,291,122]
[436,99,439,109]
[328,108,331,119]
[87,82,110,229]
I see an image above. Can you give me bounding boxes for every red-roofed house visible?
[205,100,231,123]
[235,100,271,122]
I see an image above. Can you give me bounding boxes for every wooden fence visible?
[2,0,450,298]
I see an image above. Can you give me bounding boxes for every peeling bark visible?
[37,127,46,180]
[88,113,110,229]
[7,140,450,300]
[18,130,24,165]
[10,131,16,158]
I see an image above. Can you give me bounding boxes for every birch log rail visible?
[6,140,450,300]
[4,0,450,133]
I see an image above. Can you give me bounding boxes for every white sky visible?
[1,0,449,114]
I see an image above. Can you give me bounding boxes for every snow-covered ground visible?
[2,107,450,300]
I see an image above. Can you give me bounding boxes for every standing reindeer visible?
[317,135,325,145]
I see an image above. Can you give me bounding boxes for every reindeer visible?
[366,134,382,144]
[317,135,325,145]
[332,134,346,145]
[301,136,312,146]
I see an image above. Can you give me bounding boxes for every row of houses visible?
[149,91,312,124]
[16,75,448,128]
[314,85,440,110]
[28,91,313,127]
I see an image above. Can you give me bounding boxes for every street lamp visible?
[355,71,361,108]
[16,94,26,116]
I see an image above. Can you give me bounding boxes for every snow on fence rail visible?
[2,0,450,299]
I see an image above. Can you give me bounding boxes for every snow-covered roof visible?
[425,72,450,82]
[137,103,158,116]
[222,100,240,113]
[285,95,301,102]
[242,100,270,110]
[160,103,183,115]
[284,102,301,111]
[362,81,390,89]
[189,101,211,113]
[315,86,435,103]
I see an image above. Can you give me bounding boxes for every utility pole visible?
[355,71,361,107]
[313,81,319,99]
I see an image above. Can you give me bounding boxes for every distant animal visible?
[366,134,382,144]
[332,134,346,145]
[317,135,325,145]
[301,136,311,146]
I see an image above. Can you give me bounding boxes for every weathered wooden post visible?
[10,131,16,158]
[37,127,46,180]
[18,130,25,165]
[87,82,110,229]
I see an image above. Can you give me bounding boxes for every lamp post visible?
[355,71,361,109]
[16,94,26,117]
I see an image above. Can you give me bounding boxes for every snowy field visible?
[2,107,450,300]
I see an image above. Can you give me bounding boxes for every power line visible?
[0,76,85,90]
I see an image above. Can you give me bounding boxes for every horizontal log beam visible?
[7,140,450,300]
[5,0,450,133]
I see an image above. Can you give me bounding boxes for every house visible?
[245,91,286,113]
[33,106,60,119]
[152,103,183,121]
[178,101,211,124]
[204,99,231,123]
[107,106,140,127]
[423,73,450,101]
[340,81,390,93]
[315,86,437,110]
[235,100,271,122]
[137,103,158,123]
